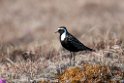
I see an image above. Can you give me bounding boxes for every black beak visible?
[55,28,60,33]
[55,30,58,33]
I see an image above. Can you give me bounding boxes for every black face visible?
[57,26,67,35]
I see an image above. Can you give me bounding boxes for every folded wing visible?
[67,34,94,51]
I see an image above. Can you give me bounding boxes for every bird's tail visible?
[85,47,95,52]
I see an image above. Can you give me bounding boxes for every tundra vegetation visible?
[0,0,124,83]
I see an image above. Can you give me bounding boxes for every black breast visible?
[61,38,81,52]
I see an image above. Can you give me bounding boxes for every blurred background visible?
[0,0,124,45]
[0,0,124,82]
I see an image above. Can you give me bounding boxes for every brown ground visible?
[0,0,124,83]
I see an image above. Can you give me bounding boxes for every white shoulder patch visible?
[61,32,66,41]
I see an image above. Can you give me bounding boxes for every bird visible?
[55,26,95,65]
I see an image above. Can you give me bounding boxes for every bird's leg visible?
[71,52,76,66]
[72,52,76,66]
[69,52,73,66]
[69,52,76,66]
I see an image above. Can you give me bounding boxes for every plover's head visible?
[55,26,67,35]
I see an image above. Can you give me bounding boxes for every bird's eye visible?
[58,29,61,32]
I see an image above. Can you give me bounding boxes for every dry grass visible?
[0,0,124,83]
[58,64,123,83]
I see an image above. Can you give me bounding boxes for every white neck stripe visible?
[61,29,66,41]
